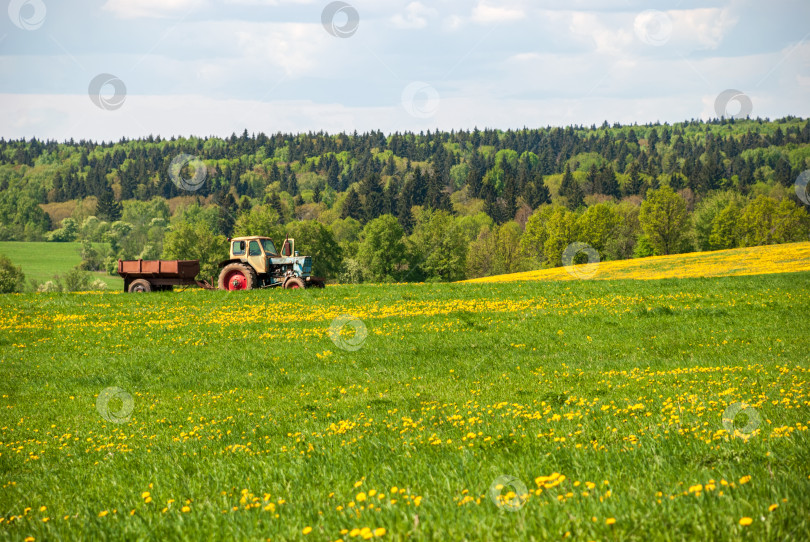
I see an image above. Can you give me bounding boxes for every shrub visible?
[0,254,26,293]
[60,268,92,292]
[37,280,61,293]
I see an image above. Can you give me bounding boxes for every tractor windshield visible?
[261,239,277,256]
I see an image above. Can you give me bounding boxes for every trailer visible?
[117,259,214,293]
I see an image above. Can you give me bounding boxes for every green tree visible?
[342,188,364,221]
[95,186,122,222]
[543,206,578,266]
[639,185,689,255]
[604,202,641,261]
[357,215,407,282]
[232,205,283,239]
[46,217,79,242]
[162,221,228,281]
[708,202,742,249]
[285,220,343,279]
[739,196,810,246]
[493,221,527,275]
[408,210,468,282]
[559,164,584,210]
[0,254,25,293]
[576,203,621,258]
[692,191,743,251]
[466,226,496,278]
[519,205,555,264]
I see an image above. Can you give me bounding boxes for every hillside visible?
[465,241,810,282]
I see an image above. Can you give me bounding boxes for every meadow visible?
[1,266,809,540]
[0,242,123,290]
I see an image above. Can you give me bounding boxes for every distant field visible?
[465,242,810,283]
[0,242,123,290]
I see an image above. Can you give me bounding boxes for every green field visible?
[2,273,809,541]
[0,242,123,291]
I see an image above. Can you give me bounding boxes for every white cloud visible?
[234,23,327,77]
[101,0,208,19]
[471,1,524,24]
[569,12,633,55]
[391,2,437,30]
[668,8,739,50]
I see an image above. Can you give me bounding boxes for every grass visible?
[1,270,809,541]
[0,242,123,290]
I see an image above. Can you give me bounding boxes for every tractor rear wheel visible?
[218,263,255,291]
[283,277,305,289]
[128,279,152,293]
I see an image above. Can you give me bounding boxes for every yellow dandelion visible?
[302,526,312,535]
[739,517,753,526]
[606,518,616,525]
[374,527,386,536]
[181,506,190,513]
[769,504,778,512]
[98,510,108,517]
[739,475,751,485]
[356,492,367,502]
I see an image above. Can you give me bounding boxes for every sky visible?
[1,0,809,141]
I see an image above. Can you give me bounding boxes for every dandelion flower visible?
[606,518,616,525]
[739,517,753,526]
[302,526,312,535]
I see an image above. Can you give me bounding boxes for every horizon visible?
[2,115,805,145]
[2,0,809,141]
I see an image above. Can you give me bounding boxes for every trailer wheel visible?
[128,279,152,293]
[284,277,305,289]
[218,263,255,291]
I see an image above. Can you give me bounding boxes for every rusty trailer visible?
[117,259,214,293]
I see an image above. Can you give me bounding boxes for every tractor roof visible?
[230,236,273,241]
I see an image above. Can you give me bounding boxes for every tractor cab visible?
[219,235,321,290]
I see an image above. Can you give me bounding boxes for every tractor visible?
[217,236,324,290]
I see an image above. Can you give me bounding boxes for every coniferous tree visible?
[95,185,122,221]
[269,192,285,223]
[559,164,584,210]
[341,188,364,221]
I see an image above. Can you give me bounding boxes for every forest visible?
[1,116,809,288]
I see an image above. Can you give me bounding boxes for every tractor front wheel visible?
[283,277,305,289]
[218,263,255,291]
